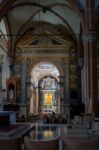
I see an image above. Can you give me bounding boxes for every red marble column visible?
[82,36,89,113]
[89,36,97,114]
[82,32,97,115]
[86,0,95,31]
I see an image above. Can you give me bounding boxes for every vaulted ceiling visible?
[0,0,99,56]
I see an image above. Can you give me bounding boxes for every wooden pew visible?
[24,137,59,150]
[0,136,22,150]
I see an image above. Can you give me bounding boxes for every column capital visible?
[22,57,27,63]
[81,31,96,44]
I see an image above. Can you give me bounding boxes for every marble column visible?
[64,60,70,105]
[77,38,84,104]
[82,31,97,115]
[64,58,70,118]
[21,59,27,104]
[36,87,39,113]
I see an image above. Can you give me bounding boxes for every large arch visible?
[27,58,64,78]
[28,62,61,114]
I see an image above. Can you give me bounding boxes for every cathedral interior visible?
[0,0,99,150]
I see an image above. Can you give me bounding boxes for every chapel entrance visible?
[29,62,60,114]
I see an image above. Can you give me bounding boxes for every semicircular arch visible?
[27,59,64,77]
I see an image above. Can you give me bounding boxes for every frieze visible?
[15,55,69,65]
[21,48,68,54]
[22,54,68,58]
[18,45,70,49]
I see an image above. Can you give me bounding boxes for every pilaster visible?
[64,58,70,105]
[21,58,27,104]
[63,56,70,117]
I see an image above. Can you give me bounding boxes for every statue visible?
[6,78,17,103]
[9,89,14,99]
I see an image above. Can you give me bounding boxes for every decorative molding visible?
[22,48,67,52]
[18,44,70,49]
[82,31,96,43]
[20,50,69,58]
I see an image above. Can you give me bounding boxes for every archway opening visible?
[30,62,60,114]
